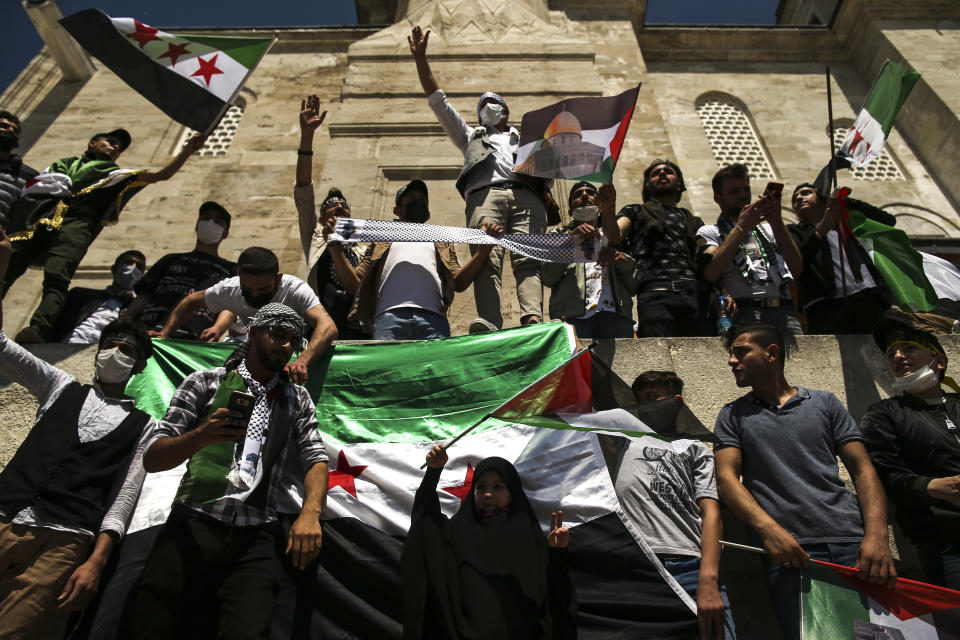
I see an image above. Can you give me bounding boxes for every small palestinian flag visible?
[59,9,273,135]
[514,85,641,183]
[802,560,960,639]
[838,60,921,168]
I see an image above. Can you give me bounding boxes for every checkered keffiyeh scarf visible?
[226,360,281,494]
[329,218,600,263]
[248,303,308,349]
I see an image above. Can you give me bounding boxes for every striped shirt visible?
[147,367,328,527]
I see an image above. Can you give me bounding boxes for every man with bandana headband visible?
[0,230,156,639]
[861,317,960,589]
[3,127,206,345]
[409,26,554,331]
[133,303,330,639]
[326,180,502,339]
[542,181,639,338]
[154,246,336,384]
[0,110,37,231]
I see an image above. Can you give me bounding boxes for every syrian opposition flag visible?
[921,252,960,304]
[837,60,921,168]
[59,9,273,135]
[801,560,960,639]
[80,324,699,640]
[837,188,940,312]
[513,85,641,183]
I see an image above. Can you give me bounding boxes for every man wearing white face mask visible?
[542,181,639,338]
[410,26,555,331]
[0,231,157,639]
[861,317,960,589]
[125,201,237,340]
[48,249,146,344]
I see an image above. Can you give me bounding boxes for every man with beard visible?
[714,323,896,640]
[155,246,336,383]
[699,164,802,335]
[861,317,960,590]
[326,180,501,339]
[0,110,37,230]
[602,159,706,336]
[409,26,556,331]
[788,183,895,334]
[4,128,205,344]
[133,303,329,639]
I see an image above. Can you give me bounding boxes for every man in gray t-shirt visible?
[615,370,734,640]
[714,323,895,640]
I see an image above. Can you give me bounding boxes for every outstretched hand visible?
[408,26,430,59]
[300,95,327,134]
[547,510,569,548]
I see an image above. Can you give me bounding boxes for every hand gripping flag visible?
[802,560,960,639]
[838,60,921,169]
[59,9,274,135]
[513,85,641,183]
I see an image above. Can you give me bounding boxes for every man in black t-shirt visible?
[125,201,235,339]
[600,159,706,336]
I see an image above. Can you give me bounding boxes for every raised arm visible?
[714,447,810,568]
[296,95,326,187]
[761,191,803,278]
[138,133,206,184]
[409,26,439,97]
[702,204,763,284]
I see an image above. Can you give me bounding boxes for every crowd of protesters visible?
[0,23,959,640]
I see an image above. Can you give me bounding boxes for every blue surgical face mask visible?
[114,263,143,290]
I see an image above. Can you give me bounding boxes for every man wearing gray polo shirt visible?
[714,323,895,640]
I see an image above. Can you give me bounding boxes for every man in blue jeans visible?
[327,180,501,339]
[714,323,896,640]
[615,370,735,639]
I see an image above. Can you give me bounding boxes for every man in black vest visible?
[410,26,551,331]
[602,159,707,336]
[133,303,329,639]
[0,110,37,231]
[0,230,155,640]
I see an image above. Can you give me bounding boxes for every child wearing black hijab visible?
[402,446,577,639]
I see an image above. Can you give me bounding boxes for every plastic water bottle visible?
[716,295,732,335]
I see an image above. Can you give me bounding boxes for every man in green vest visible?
[409,26,552,332]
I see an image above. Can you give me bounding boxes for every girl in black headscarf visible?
[402,446,577,640]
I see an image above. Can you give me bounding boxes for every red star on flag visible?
[191,54,224,87]
[848,128,871,155]
[126,19,162,49]
[442,463,475,504]
[158,42,191,67]
[328,450,367,499]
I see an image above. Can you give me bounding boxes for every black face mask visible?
[0,130,18,152]
[403,199,430,224]
[241,287,274,309]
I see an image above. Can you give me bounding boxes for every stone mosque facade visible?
[3,0,960,335]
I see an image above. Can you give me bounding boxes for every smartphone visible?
[226,390,256,426]
[764,181,784,200]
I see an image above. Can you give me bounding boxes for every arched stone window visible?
[179,98,245,157]
[831,120,905,181]
[696,93,777,179]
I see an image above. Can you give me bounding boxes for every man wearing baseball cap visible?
[326,179,502,339]
[861,317,960,589]
[3,126,206,344]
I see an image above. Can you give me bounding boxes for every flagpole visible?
[825,64,838,194]
[720,540,767,555]
[419,345,592,469]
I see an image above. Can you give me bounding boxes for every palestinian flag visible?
[514,85,641,183]
[78,324,699,639]
[838,60,921,168]
[801,560,960,639]
[59,9,273,135]
[839,188,940,312]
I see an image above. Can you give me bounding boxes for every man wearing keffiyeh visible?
[134,303,329,639]
[699,163,803,336]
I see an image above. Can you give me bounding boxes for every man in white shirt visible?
[154,246,336,383]
[327,180,501,339]
[698,164,803,336]
[409,25,552,332]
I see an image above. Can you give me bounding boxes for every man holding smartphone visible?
[133,303,329,639]
[698,164,803,335]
